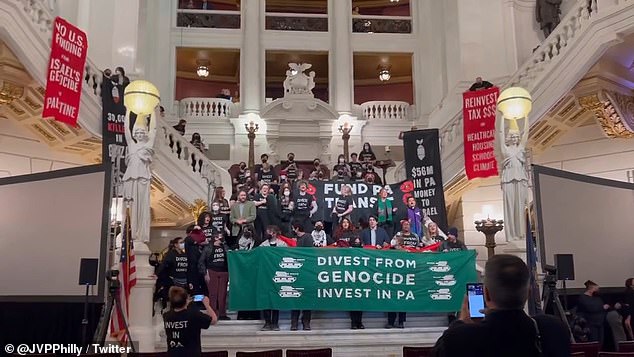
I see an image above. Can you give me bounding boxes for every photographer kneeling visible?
[163,286,218,357]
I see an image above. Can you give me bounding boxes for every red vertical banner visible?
[42,17,88,126]
[463,87,499,180]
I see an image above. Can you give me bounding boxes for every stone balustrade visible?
[360,101,411,120]
[177,97,235,120]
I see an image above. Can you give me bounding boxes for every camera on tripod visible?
[543,264,558,286]
[105,269,121,292]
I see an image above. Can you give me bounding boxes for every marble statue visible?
[536,0,562,38]
[283,63,316,96]
[123,107,158,243]
[498,115,529,242]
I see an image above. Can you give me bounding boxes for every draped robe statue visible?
[123,107,158,243]
[498,115,529,242]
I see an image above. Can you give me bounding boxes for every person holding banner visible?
[405,196,424,239]
[361,216,390,248]
[391,220,422,250]
[259,226,287,331]
[376,188,397,237]
[292,181,317,233]
[332,184,354,225]
[333,217,356,244]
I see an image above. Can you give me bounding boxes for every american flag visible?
[110,208,136,344]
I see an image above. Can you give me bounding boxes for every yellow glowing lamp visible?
[497,87,532,120]
[507,118,520,131]
[124,80,161,115]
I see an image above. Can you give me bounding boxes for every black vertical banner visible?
[101,73,129,174]
[402,129,448,231]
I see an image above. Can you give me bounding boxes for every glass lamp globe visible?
[124,80,161,115]
[497,87,532,120]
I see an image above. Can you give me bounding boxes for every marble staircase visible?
[156,311,448,356]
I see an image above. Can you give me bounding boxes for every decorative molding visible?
[579,91,634,139]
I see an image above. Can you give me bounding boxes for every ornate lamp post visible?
[475,218,504,259]
[244,121,259,170]
[338,122,353,161]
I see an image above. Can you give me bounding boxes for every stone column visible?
[240,0,263,114]
[329,0,353,116]
[128,242,156,351]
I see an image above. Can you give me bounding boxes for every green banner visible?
[228,248,477,312]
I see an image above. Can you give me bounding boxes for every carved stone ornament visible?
[579,91,634,139]
[190,198,208,223]
[283,63,316,96]
[0,80,24,105]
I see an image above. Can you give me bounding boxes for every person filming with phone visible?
[431,254,570,357]
[163,286,218,357]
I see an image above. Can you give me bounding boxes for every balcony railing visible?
[265,12,328,32]
[176,9,240,29]
[352,15,412,34]
[178,98,236,119]
[361,101,411,120]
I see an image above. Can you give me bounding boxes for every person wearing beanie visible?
[185,225,208,294]
[440,227,467,252]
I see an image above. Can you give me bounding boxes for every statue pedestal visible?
[503,240,527,262]
[128,241,156,352]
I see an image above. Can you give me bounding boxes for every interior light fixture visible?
[378,64,392,82]
[197,65,209,78]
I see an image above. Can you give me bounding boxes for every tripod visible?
[93,272,136,352]
[542,275,574,343]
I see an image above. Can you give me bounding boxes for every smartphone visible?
[193,294,204,302]
[466,283,485,318]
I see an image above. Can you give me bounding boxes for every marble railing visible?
[177,97,235,120]
[360,101,411,120]
[176,9,241,29]
[352,15,412,34]
[432,0,630,182]
[265,12,328,32]
[156,114,232,203]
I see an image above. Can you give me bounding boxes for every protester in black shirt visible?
[332,184,354,225]
[197,212,215,242]
[391,220,422,249]
[282,153,298,183]
[199,233,230,320]
[431,254,571,357]
[364,163,382,185]
[259,226,286,331]
[257,162,277,187]
[159,237,188,287]
[292,181,317,233]
[213,186,231,217]
[173,119,187,136]
[348,235,365,330]
[254,183,280,239]
[359,142,377,164]
[468,76,494,91]
[439,227,467,252]
[577,280,609,345]
[332,154,351,180]
[349,153,363,174]
[333,217,356,244]
[207,203,229,237]
[290,223,313,331]
[233,162,249,188]
[278,183,293,235]
[426,221,447,244]
[185,227,208,294]
[163,286,217,357]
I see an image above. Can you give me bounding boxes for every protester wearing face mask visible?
[208,202,230,238]
[199,233,230,320]
[349,153,363,174]
[255,154,272,183]
[157,237,189,290]
[278,183,294,235]
[333,154,351,180]
[283,153,298,183]
[292,181,318,233]
[233,162,249,188]
[310,159,324,180]
[310,221,333,247]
